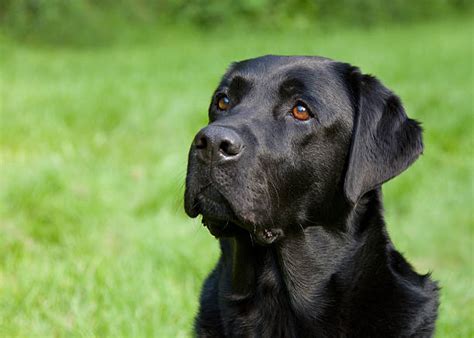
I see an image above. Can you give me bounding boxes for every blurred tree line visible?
[0,0,471,45]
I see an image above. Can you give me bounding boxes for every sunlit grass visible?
[0,18,472,336]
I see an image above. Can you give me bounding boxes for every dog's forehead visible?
[220,55,340,91]
[232,55,333,72]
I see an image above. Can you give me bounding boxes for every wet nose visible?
[193,126,244,162]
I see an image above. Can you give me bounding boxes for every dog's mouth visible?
[188,185,283,244]
[192,186,242,238]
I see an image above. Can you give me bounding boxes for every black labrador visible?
[184,55,439,337]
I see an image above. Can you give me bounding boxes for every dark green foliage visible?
[0,0,471,45]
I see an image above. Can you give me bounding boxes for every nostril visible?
[194,127,243,161]
[195,135,207,150]
[220,140,231,155]
[219,140,241,157]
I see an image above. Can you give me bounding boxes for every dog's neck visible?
[229,235,256,295]
[220,190,389,316]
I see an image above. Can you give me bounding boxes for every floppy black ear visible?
[344,68,423,204]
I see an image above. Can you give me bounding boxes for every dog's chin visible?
[201,216,244,238]
[201,213,284,245]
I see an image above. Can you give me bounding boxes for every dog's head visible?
[184,55,422,244]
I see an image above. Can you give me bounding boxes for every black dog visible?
[184,55,439,337]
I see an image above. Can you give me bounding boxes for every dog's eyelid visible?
[295,99,309,108]
[215,91,229,100]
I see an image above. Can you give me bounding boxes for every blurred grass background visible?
[0,1,473,336]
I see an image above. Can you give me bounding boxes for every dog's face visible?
[185,55,422,244]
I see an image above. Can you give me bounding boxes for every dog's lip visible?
[187,184,283,244]
[184,192,200,218]
[184,184,214,218]
[198,185,226,203]
[191,186,252,230]
[199,187,258,228]
[193,185,237,220]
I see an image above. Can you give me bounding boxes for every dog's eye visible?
[291,103,311,121]
[217,95,231,111]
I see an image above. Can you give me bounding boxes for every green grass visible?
[0,18,472,336]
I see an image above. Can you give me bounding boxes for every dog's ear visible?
[343,68,423,204]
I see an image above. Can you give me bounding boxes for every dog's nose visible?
[193,126,243,162]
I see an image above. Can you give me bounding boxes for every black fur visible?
[184,55,439,337]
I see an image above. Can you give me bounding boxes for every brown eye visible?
[217,95,231,111]
[291,103,311,121]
